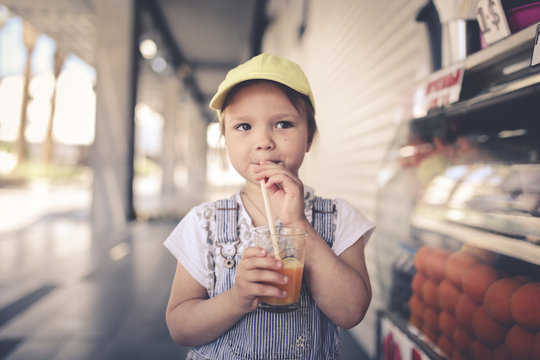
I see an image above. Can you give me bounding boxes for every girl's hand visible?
[253,161,307,226]
[230,247,288,313]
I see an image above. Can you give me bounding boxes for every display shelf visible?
[465,23,539,72]
[429,71,540,118]
[413,22,540,122]
[411,214,540,266]
[375,20,540,360]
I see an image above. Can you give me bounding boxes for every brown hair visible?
[220,80,317,146]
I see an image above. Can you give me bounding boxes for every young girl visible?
[164,53,375,359]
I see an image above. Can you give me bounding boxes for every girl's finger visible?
[238,249,283,270]
[253,283,286,298]
[243,268,289,286]
[265,174,302,195]
[241,247,268,259]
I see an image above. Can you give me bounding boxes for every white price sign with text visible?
[476,0,511,45]
[424,64,465,111]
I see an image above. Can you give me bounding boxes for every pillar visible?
[90,0,138,231]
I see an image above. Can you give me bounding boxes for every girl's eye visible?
[235,123,251,131]
[276,121,293,129]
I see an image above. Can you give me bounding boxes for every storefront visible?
[375,3,540,359]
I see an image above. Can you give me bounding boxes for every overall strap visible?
[312,196,336,247]
[215,198,239,243]
[215,198,240,269]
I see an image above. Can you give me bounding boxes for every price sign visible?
[379,314,431,360]
[424,64,465,111]
[532,24,540,67]
[476,0,511,45]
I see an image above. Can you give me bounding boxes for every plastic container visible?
[507,2,540,32]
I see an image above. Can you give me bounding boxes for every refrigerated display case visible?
[375,23,540,360]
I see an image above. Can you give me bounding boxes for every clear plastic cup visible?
[254,226,307,312]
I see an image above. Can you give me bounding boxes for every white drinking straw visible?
[259,180,281,260]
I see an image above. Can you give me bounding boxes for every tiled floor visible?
[0,184,369,360]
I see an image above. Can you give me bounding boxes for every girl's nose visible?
[255,130,275,151]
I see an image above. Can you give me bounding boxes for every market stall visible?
[375,1,540,359]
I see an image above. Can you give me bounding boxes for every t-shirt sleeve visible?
[163,206,209,289]
[332,199,375,256]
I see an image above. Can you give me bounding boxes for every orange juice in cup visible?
[254,226,307,312]
[261,257,304,306]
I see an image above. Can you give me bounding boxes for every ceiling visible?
[1,0,268,121]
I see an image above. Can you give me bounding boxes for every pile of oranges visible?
[410,245,540,359]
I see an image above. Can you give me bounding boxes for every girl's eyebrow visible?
[270,112,300,120]
[226,115,254,123]
[228,113,298,123]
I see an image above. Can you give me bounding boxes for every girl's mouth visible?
[253,160,282,165]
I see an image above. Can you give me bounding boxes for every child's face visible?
[222,81,311,185]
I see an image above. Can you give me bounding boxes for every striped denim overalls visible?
[186,196,340,360]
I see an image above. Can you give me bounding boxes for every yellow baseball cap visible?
[209,53,315,115]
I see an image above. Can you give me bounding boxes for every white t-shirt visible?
[164,187,375,294]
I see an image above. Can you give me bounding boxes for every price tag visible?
[476,0,511,45]
[424,64,465,111]
[532,24,540,67]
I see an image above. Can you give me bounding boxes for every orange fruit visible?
[472,306,506,346]
[422,279,440,309]
[510,282,540,331]
[453,326,473,354]
[409,294,424,318]
[471,340,493,360]
[426,248,451,282]
[438,311,457,337]
[533,331,540,359]
[445,251,481,288]
[423,306,439,330]
[484,278,523,325]
[438,279,461,314]
[451,351,467,360]
[422,323,439,344]
[415,246,434,275]
[461,263,499,304]
[455,294,478,333]
[412,272,427,294]
[437,335,454,357]
[492,344,512,360]
[504,324,534,359]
